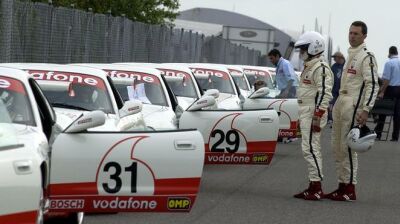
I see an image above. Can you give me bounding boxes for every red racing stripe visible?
[154,177,201,195]
[0,210,37,224]
[50,182,98,196]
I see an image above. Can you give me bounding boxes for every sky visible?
[178,0,400,73]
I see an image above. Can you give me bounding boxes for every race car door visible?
[243,98,299,138]
[48,129,204,213]
[180,109,279,165]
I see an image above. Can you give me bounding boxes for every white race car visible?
[0,67,206,223]
[73,63,180,130]
[1,63,146,132]
[240,65,300,138]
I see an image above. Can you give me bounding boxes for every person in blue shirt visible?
[268,49,299,98]
[374,46,400,141]
[328,51,345,123]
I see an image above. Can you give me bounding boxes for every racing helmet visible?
[346,125,377,153]
[294,31,325,56]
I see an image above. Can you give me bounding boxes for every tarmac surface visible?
[85,127,400,224]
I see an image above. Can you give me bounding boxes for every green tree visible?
[29,0,180,25]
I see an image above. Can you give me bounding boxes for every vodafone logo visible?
[108,70,156,83]
[191,68,227,79]
[30,71,98,86]
[244,69,267,76]
[159,70,187,78]
[0,79,11,88]
[228,69,242,76]
[278,129,296,137]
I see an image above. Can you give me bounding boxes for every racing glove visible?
[312,109,325,132]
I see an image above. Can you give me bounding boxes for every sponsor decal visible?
[347,69,357,75]
[77,118,92,125]
[107,70,159,84]
[92,197,157,210]
[50,199,85,209]
[128,106,140,112]
[207,153,251,164]
[0,76,26,94]
[302,79,312,84]
[28,70,106,90]
[196,99,207,105]
[158,69,189,79]
[252,154,269,163]
[167,197,191,211]
[191,68,229,80]
[228,69,242,76]
[243,69,268,76]
[278,129,296,137]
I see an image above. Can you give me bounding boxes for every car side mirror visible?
[119,100,142,118]
[203,89,220,99]
[64,110,106,133]
[187,96,216,111]
[248,87,270,99]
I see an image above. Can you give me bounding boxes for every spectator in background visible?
[374,46,400,141]
[268,49,299,98]
[328,51,345,124]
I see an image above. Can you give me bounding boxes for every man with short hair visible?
[374,46,400,141]
[328,51,345,123]
[268,49,299,98]
[326,21,379,201]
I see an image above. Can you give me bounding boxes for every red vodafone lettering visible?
[190,68,229,80]
[0,76,26,95]
[28,70,106,90]
[106,70,159,84]
[228,69,242,76]
[243,69,268,76]
[158,69,189,79]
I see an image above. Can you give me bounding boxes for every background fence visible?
[0,0,261,65]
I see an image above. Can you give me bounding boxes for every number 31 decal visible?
[210,129,240,153]
[102,162,137,194]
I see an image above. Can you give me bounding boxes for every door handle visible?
[174,140,196,150]
[13,160,33,175]
[259,116,274,123]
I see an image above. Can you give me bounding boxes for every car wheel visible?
[65,212,84,224]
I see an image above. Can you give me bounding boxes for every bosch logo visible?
[31,72,98,86]
[0,79,11,89]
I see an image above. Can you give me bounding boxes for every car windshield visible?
[192,69,235,94]
[0,76,36,126]
[229,69,249,91]
[29,71,114,114]
[243,69,275,89]
[160,69,198,98]
[111,72,168,107]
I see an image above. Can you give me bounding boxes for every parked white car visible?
[73,63,180,130]
[1,63,146,132]
[0,67,206,223]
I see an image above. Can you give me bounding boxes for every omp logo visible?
[252,154,268,163]
[0,79,11,88]
[243,69,267,76]
[191,69,226,78]
[167,197,191,210]
[50,199,85,209]
[30,71,98,86]
[279,129,295,137]
[108,70,155,83]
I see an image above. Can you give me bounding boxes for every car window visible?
[111,72,168,107]
[29,71,114,114]
[160,69,198,98]
[244,71,274,90]
[0,76,36,126]
[192,69,235,94]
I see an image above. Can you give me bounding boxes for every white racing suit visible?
[298,56,333,181]
[332,43,379,185]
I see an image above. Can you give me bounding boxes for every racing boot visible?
[324,182,346,200]
[293,181,324,200]
[328,183,356,201]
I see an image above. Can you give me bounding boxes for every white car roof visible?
[0,66,32,83]
[0,63,109,80]
[72,63,162,79]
